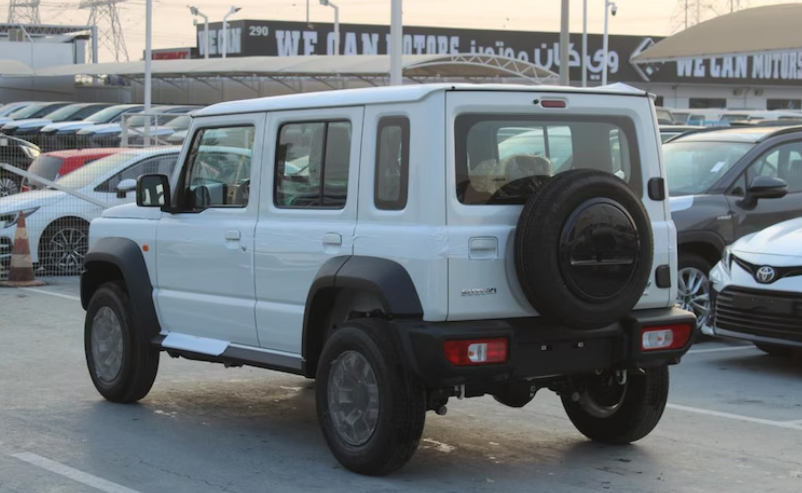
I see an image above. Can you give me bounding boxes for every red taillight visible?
[444,338,508,366]
[540,99,567,108]
[21,186,29,192]
[641,324,692,351]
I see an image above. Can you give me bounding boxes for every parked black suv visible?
[663,125,802,332]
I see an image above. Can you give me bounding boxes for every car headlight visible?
[1,207,39,229]
[20,145,39,159]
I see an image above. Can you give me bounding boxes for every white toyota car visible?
[707,216,802,355]
[0,147,182,275]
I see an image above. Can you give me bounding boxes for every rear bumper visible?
[393,306,697,388]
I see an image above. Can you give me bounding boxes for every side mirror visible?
[747,175,788,200]
[115,178,137,198]
[136,173,171,210]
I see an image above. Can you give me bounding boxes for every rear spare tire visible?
[514,169,653,329]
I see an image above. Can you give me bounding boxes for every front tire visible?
[84,281,160,403]
[40,219,89,276]
[561,366,669,444]
[678,253,712,335]
[316,318,426,476]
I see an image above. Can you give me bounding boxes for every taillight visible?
[444,338,508,366]
[21,186,29,192]
[540,99,567,108]
[641,324,692,351]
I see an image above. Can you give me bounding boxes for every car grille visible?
[713,287,802,342]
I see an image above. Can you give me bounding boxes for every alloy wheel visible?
[677,266,710,329]
[0,177,18,197]
[48,227,88,273]
[91,306,124,383]
[327,350,380,447]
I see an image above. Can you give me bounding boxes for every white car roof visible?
[194,82,648,118]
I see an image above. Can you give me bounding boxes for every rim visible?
[0,178,18,197]
[578,375,628,418]
[48,227,88,271]
[677,266,710,329]
[91,306,124,383]
[327,350,380,447]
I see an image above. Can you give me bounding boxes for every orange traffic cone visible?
[0,211,45,287]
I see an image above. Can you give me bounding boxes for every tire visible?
[754,342,791,357]
[39,219,89,276]
[514,169,654,329]
[316,318,426,476]
[677,253,713,334]
[84,280,160,403]
[561,365,669,444]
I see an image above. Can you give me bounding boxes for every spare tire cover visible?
[514,168,653,329]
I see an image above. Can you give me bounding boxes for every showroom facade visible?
[172,19,802,111]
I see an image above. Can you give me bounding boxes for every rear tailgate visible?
[444,89,674,321]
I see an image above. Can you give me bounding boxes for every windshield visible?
[165,115,191,129]
[52,152,136,189]
[9,103,49,119]
[43,105,86,122]
[663,141,754,196]
[86,106,133,123]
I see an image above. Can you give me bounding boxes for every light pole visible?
[559,0,569,86]
[222,6,241,59]
[144,0,153,145]
[189,6,209,59]
[582,0,587,87]
[602,0,617,86]
[319,0,339,56]
[390,0,402,85]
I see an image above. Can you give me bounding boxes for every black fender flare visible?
[301,256,423,371]
[80,237,161,340]
[677,230,727,255]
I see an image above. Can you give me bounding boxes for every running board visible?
[152,333,305,375]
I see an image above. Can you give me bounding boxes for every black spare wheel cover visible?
[514,168,653,329]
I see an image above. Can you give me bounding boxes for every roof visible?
[632,4,802,63]
[195,81,648,117]
[43,147,128,158]
[0,54,559,85]
[666,125,802,144]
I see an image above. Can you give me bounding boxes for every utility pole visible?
[559,0,569,86]
[390,0,402,85]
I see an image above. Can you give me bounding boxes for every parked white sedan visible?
[0,146,182,275]
[706,216,802,355]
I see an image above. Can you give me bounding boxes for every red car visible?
[21,148,128,192]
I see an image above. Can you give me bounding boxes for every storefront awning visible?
[631,3,802,63]
[27,54,557,83]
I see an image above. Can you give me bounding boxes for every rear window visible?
[24,155,65,189]
[455,114,640,205]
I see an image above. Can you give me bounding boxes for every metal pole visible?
[559,0,569,86]
[203,15,209,59]
[92,25,99,85]
[602,1,609,86]
[582,0,587,87]
[333,3,339,55]
[222,20,228,59]
[144,0,153,145]
[390,0,402,85]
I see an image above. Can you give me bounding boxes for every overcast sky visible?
[4,0,791,61]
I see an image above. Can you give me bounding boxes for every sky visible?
[2,0,793,62]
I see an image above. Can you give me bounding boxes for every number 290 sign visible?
[249,25,269,37]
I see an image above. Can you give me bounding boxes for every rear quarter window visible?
[454,114,641,205]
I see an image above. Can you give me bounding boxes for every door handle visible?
[225,229,241,241]
[322,233,342,246]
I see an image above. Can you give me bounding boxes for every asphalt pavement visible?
[1,278,801,493]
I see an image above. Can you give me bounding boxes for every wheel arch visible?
[81,236,161,340]
[677,231,726,268]
[301,256,423,377]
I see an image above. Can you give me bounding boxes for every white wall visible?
[631,82,802,110]
[0,41,77,69]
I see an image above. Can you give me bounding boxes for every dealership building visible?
[150,19,802,111]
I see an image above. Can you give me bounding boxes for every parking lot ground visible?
[1,280,801,493]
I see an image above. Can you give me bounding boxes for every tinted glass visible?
[662,141,753,196]
[44,105,89,122]
[455,115,638,205]
[86,106,139,123]
[183,127,255,209]
[9,103,49,119]
[24,155,64,188]
[375,116,409,210]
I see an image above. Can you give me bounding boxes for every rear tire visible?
[561,365,669,444]
[84,281,160,403]
[754,342,791,357]
[316,318,426,476]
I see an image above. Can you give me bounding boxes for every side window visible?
[181,125,254,211]
[374,116,410,210]
[274,120,351,209]
[610,129,631,180]
[742,142,802,194]
[96,155,178,192]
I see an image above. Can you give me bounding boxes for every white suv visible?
[80,83,696,476]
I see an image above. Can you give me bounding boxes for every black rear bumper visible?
[393,306,696,388]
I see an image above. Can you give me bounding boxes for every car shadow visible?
[713,350,802,378]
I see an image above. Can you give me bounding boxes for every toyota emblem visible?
[756,266,777,284]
